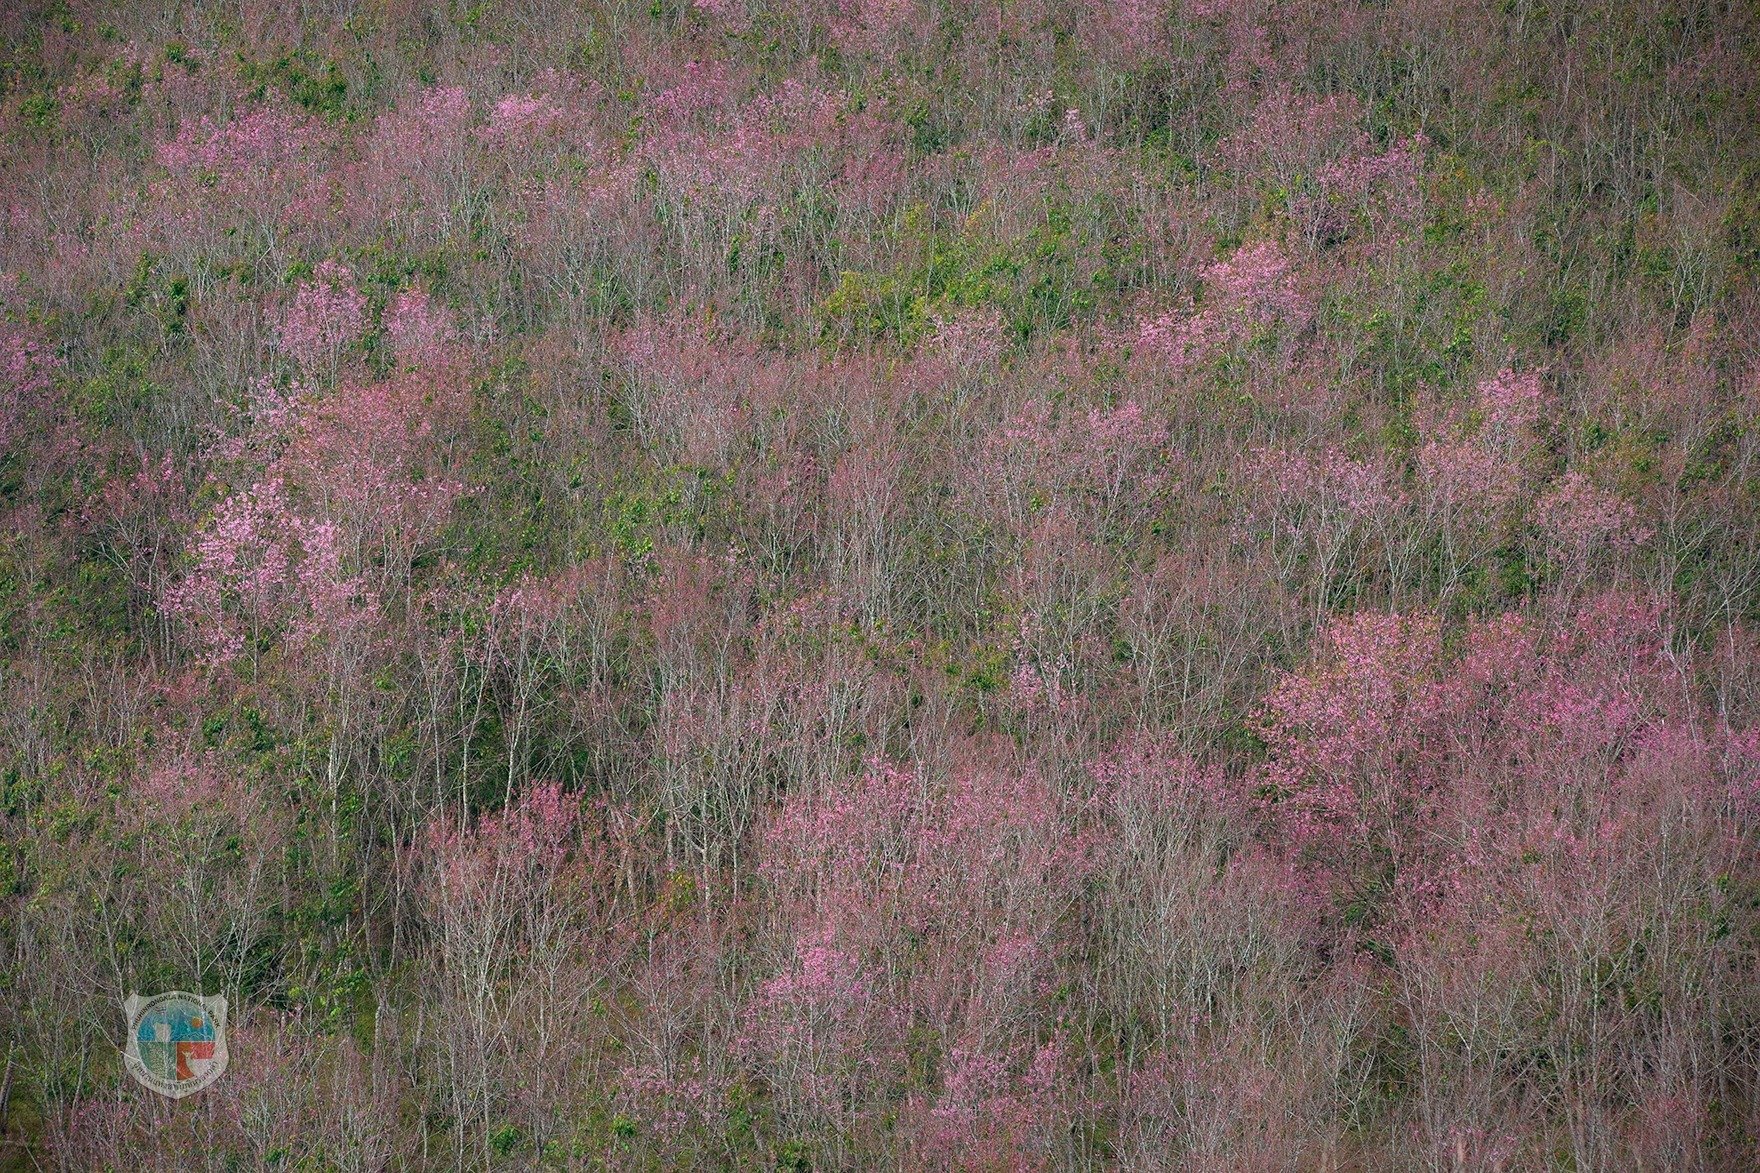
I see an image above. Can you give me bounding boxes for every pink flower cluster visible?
[0,317,61,453]
[383,285,458,367]
[277,261,367,379]
[1137,240,1312,369]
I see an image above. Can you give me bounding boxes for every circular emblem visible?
[122,991,229,1098]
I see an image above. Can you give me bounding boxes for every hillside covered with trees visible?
[2,0,1760,1168]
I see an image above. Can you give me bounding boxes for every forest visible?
[1,0,1759,1168]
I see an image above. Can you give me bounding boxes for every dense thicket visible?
[2,0,1759,1169]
